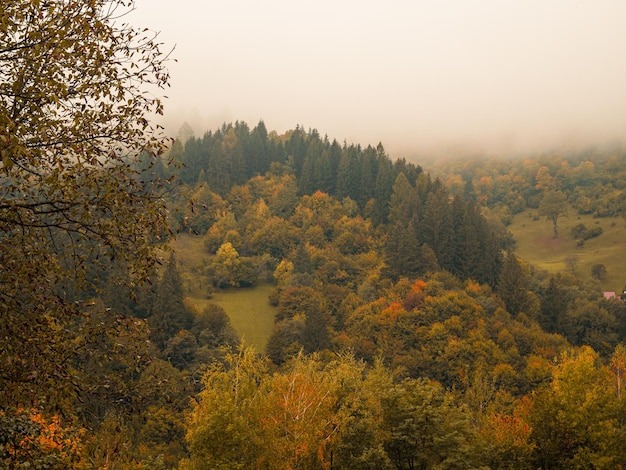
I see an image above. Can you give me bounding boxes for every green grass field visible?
[171,234,277,352]
[508,206,626,293]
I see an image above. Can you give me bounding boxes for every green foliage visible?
[149,255,195,349]
[1,0,172,437]
[157,132,626,469]
[192,304,238,350]
[429,152,626,219]
[381,378,473,469]
[571,222,604,241]
[181,346,266,470]
[538,276,570,333]
[538,190,568,239]
[526,347,623,468]
[6,11,626,463]
[184,347,476,469]
[265,286,331,362]
[498,252,539,318]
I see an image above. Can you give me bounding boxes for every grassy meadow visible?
[508,206,626,293]
[171,233,277,352]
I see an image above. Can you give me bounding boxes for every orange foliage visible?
[464,280,481,294]
[378,302,404,323]
[482,412,533,448]
[411,279,427,293]
[335,331,351,349]
[2,408,85,466]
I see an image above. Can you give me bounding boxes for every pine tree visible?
[180,137,205,185]
[336,145,361,202]
[249,120,269,176]
[359,145,378,209]
[420,185,453,270]
[371,149,394,226]
[149,255,194,349]
[539,277,569,333]
[223,127,247,186]
[207,135,231,195]
[497,252,534,316]
[385,173,420,278]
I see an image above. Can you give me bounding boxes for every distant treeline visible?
[165,121,503,287]
[167,121,422,225]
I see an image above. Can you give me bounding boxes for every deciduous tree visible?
[538,190,568,239]
[1,0,171,418]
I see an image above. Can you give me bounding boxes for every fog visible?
[131,0,626,158]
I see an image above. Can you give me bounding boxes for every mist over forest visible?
[140,0,626,161]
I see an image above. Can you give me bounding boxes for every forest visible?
[3,2,626,469]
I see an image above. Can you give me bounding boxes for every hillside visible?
[508,206,626,293]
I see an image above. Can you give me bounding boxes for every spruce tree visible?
[498,252,533,316]
[539,277,570,333]
[385,173,420,278]
[149,255,194,349]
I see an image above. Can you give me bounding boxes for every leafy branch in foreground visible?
[1,0,171,423]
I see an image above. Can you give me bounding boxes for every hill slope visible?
[508,207,626,293]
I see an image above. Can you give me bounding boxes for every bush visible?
[235,258,258,287]
[571,223,603,240]
[583,226,603,240]
[571,223,588,239]
[590,264,607,281]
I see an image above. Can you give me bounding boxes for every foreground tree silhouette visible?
[1,0,170,437]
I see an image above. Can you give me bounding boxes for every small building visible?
[603,291,617,300]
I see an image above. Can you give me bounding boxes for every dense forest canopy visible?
[142,120,626,468]
[3,2,626,467]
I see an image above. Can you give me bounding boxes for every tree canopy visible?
[1,1,172,464]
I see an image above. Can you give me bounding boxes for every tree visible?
[1,0,170,415]
[181,345,265,470]
[371,148,394,226]
[538,190,568,239]
[337,144,361,202]
[563,300,619,356]
[538,277,569,333]
[421,185,454,268]
[184,349,392,470]
[385,173,420,278]
[149,255,194,349]
[526,347,619,468]
[591,263,608,281]
[381,378,474,469]
[610,344,626,399]
[498,252,538,317]
[0,408,85,468]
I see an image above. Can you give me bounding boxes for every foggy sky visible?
[130,1,626,157]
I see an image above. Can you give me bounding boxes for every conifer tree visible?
[371,149,394,226]
[149,255,194,349]
[246,122,265,176]
[385,173,420,278]
[498,252,535,316]
[539,277,569,333]
[336,145,361,202]
[421,185,453,269]
[359,145,378,208]
[223,126,247,186]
